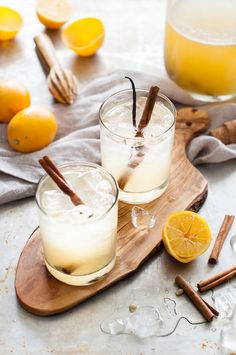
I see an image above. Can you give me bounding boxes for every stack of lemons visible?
[0,0,105,57]
[0,80,57,153]
[36,0,105,57]
[0,0,106,153]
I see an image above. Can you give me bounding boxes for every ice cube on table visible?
[131,206,156,229]
[230,235,236,254]
[212,284,236,318]
[221,306,236,353]
[125,306,162,338]
[100,306,162,338]
[101,318,125,335]
[41,190,73,213]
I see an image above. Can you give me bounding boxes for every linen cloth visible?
[0,70,236,205]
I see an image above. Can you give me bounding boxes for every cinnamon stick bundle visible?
[198,266,236,293]
[208,214,235,264]
[39,155,84,206]
[118,86,159,190]
[175,275,218,322]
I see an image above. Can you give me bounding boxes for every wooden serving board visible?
[15,108,209,316]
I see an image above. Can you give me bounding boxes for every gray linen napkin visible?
[0,70,236,205]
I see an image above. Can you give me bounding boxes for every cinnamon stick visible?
[118,86,159,190]
[42,155,66,182]
[197,266,236,293]
[39,156,84,206]
[202,299,219,316]
[208,214,235,264]
[175,275,218,322]
[135,86,160,137]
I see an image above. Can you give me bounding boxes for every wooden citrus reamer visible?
[34,33,77,104]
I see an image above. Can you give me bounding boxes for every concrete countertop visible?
[0,1,236,354]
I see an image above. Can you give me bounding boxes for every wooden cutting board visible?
[15,108,209,316]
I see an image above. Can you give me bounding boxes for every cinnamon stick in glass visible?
[208,214,235,264]
[118,86,159,190]
[175,275,218,322]
[42,155,66,182]
[39,156,84,206]
[135,86,160,137]
[197,266,236,293]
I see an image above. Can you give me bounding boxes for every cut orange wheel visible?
[0,6,23,41]
[162,210,212,263]
[36,0,71,29]
[62,18,105,57]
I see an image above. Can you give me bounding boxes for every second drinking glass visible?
[99,89,176,204]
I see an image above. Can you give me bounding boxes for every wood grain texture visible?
[15,108,209,316]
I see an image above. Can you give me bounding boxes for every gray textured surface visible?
[0,1,236,354]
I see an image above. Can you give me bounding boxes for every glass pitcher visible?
[164,0,236,102]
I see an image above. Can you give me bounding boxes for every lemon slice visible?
[36,0,71,29]
[62,18,105,57]
[162,211,211,263]
[0,6,23,41]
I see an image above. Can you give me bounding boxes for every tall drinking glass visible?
[164,0,236,102]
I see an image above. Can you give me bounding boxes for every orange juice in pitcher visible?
[164,0,236,102]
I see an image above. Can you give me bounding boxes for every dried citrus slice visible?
[162,211,212,263]
[36,0,71,29]
[62,18,105,57]
[0,6,23,41]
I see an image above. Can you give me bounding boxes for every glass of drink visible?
[99,89,176,204]
[164,0,236,102]
[36,162,118,286]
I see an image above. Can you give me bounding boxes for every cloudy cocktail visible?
[36,162,118,286]
[99,89,176,204]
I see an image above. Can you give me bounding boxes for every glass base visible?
[45,257,116,286]
[119,179,169,204]
[190,92,236,103]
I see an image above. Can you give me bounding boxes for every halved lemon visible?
[62,17,105,56]
[0,6,23,41]
[36,0,71,29]
[162,211,212,263]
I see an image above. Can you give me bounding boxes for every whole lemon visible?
[7,106,57,153]
[0,80,31,123]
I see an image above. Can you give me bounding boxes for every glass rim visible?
[99,88,176,142]
[36,161,119,223]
